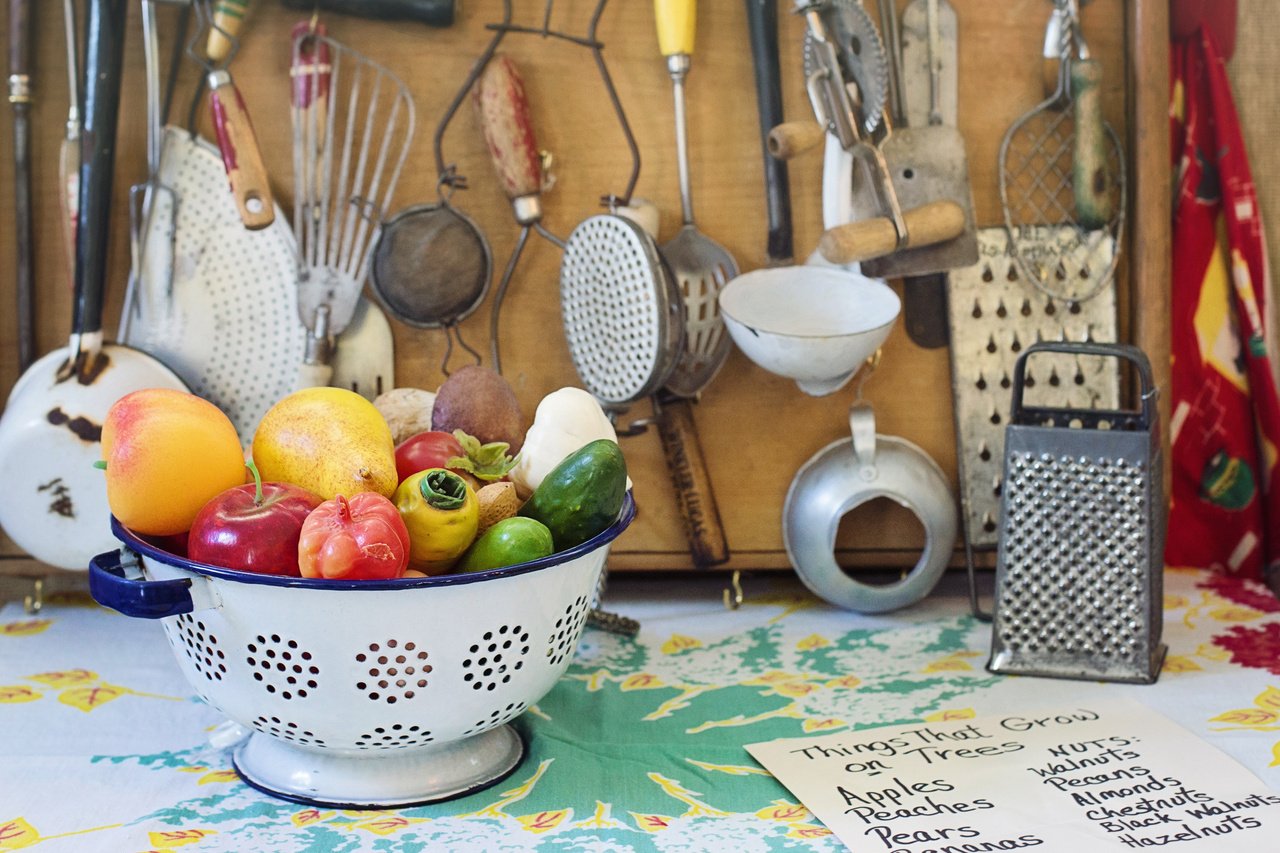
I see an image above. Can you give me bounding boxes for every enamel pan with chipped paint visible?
[0,0,186,570]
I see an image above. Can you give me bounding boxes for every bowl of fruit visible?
[89,371,634,809]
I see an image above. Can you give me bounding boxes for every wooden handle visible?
[209,71,275,230]
[819,200,966,265]
[767,121,825,160]
[206,0,250,65]
[473,54,542,203]
[1071,59,1113,229]
[656,398,730,568]
[655,0,696,57]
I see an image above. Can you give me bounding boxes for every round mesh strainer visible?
[559,214,684,406]
[370,201,491,330]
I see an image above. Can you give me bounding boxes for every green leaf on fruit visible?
[447,430,520,482]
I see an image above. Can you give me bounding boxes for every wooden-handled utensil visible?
[654,0,732,568]
[206,0,248,64]
[474,53,555,375]
[1071,58,1112,229]
[191,0,274,230]
[820,200,966,265]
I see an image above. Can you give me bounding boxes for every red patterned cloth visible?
[1168,28,1280,592]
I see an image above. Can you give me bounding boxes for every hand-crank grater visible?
[987,342,1166,684]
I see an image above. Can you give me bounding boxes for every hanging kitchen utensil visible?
[125,127,306,443]
[800,0,888,138]
[895,0,961,348]
[58,0,80,296]
[986,342,1166,683]
[744,0,794,265]
[9,0,34,370]
[205,0,246,63]
[0,0,188,570]
[656,0,738,400]
[829,0,978,279]
[561,214,685,411]
[775,1,973,274]
[651,0,733,568]
[998,0,1125,305]
[292,25,414,388]
[946,228,1120,560]
[472,53,561,375]
[331,296,395,400]
[119,0,181,342]
[280,0,456,27]
[188,0,275,230]
[366,21,490,377]
[785,390,957,614]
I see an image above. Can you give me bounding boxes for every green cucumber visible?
[518,439,627,550]
[457,517,554,573]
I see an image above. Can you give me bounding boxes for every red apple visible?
[188,462,323,576]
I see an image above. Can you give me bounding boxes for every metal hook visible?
[852,349,883,404]
[723,570,744,610]
[23,578,44,615]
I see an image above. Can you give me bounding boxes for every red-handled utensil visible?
[208,71,274,230]
[189,0,274,230]
[473,53,558,374]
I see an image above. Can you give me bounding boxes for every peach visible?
[102,388,246,536]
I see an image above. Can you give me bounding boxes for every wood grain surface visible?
[0,0,1162,577]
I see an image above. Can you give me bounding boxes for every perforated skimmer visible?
[559,214,684,408]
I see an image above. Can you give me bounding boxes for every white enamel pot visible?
[0,0,187,570]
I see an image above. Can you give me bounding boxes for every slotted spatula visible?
[331,296,395,400]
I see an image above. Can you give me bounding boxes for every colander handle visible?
[1010,341,1157,427]
[89,549,195,619]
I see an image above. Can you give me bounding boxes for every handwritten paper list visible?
[746,699,1280,852]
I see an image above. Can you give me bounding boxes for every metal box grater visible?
[987,342,1167,684]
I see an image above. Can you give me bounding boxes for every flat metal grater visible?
[987,342,1166,684]
[948,227,1121,549]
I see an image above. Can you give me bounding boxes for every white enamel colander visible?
[89,493,635,809]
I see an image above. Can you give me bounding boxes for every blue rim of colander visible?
[109,490,636,591]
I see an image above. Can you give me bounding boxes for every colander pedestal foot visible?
[232,724,525,809]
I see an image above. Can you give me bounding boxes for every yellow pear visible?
[252,387,398,500]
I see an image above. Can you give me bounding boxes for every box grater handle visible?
[1010,341,1156,427]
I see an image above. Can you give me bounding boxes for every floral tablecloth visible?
[2,568,1278,852]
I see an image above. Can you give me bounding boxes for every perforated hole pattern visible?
[546,595,591,667]
[463,624,530,692]
[560,216,663,404]
[356,723,434,751]
[996,453,1149,659]
[253,715,326,747]
[355,639,431,704]
[151,130,304,440]
[174,613,227,682]
[947,228,1121,547]
[463,701,528,737]
[246,634,320,700]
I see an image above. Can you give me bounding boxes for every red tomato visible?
[395,430,466,483]
[298,492,410,580]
